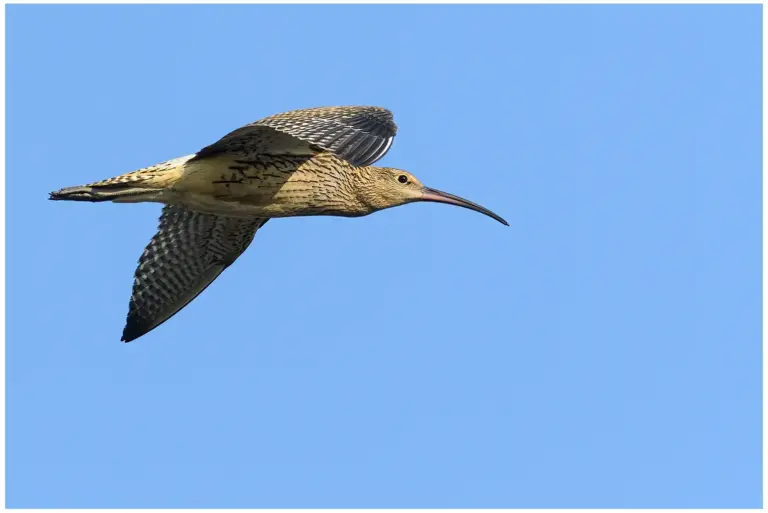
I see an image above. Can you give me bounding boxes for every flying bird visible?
[50,106,507,342]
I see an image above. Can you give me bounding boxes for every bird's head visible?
[358,167,508,226]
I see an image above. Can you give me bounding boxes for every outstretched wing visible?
[122,205,268,342]
[195,106,398,167]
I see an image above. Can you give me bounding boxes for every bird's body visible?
[51,106,507,342]
[164,152,397,219]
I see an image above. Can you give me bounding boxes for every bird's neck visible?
[284,155,376,217]
[348,166,394,214]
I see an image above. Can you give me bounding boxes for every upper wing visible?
[122,205,268,342]
[195,106,398,167]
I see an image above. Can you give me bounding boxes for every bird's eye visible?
[398,175,408,184]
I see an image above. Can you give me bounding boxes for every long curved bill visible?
[421,187,509,226]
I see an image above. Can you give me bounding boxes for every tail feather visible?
[49,185,161,202]
[49,154,192,203]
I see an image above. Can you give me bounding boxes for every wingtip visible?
[122,315,159,343]
[121,326,142,343]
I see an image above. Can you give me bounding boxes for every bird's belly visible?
[164,189,324,218]
[161,191,264,217]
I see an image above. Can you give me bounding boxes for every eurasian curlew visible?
[50,106,507,342]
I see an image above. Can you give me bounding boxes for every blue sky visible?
[6,4,761,508]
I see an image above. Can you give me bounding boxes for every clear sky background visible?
[6,4,761,508]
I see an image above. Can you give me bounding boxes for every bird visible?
[50,106,507,342]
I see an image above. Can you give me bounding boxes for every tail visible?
[48,184,162,202]
[49,155,193,203]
